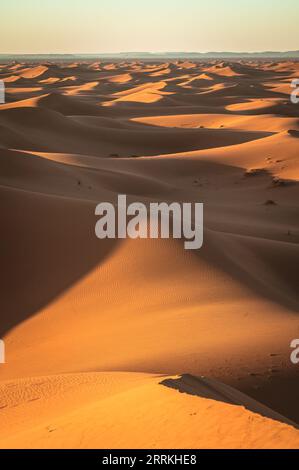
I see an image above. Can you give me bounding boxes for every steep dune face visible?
[0,60,299,449]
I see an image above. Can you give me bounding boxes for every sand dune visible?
[0,59,299,449]
[0,103,269,157]
[132,113,299,132]
[0,373,298,449]
[17,65,49,79]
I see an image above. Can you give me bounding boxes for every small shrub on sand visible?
[264,199,277,206]
[244,168,265,177]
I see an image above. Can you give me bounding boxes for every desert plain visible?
[0,59,299,448]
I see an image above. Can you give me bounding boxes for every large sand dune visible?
[0,60,299,449]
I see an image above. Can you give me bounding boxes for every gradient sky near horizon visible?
[2,0,299,53]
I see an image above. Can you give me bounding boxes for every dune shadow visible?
[160,374,299,429]
[0,185,121,337]
[1,155,298,338]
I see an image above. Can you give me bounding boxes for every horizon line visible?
[1,49,299,56]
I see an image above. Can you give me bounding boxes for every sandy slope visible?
[0,60,299,449]
[0,373,298,449]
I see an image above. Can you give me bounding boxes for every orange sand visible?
[0,60,299,449]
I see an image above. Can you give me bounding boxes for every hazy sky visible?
[1,0,299,53]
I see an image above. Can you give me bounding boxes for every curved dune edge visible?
[0,372,298,449]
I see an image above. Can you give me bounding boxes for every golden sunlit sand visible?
[0,59,299,449]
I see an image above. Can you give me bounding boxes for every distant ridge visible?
[1,50,299,62]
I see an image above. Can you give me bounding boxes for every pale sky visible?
[1,0,299,54]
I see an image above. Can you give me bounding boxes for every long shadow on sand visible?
[1,157,299,338]
[160,374,298,428]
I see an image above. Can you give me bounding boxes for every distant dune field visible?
[0,59,299,449]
